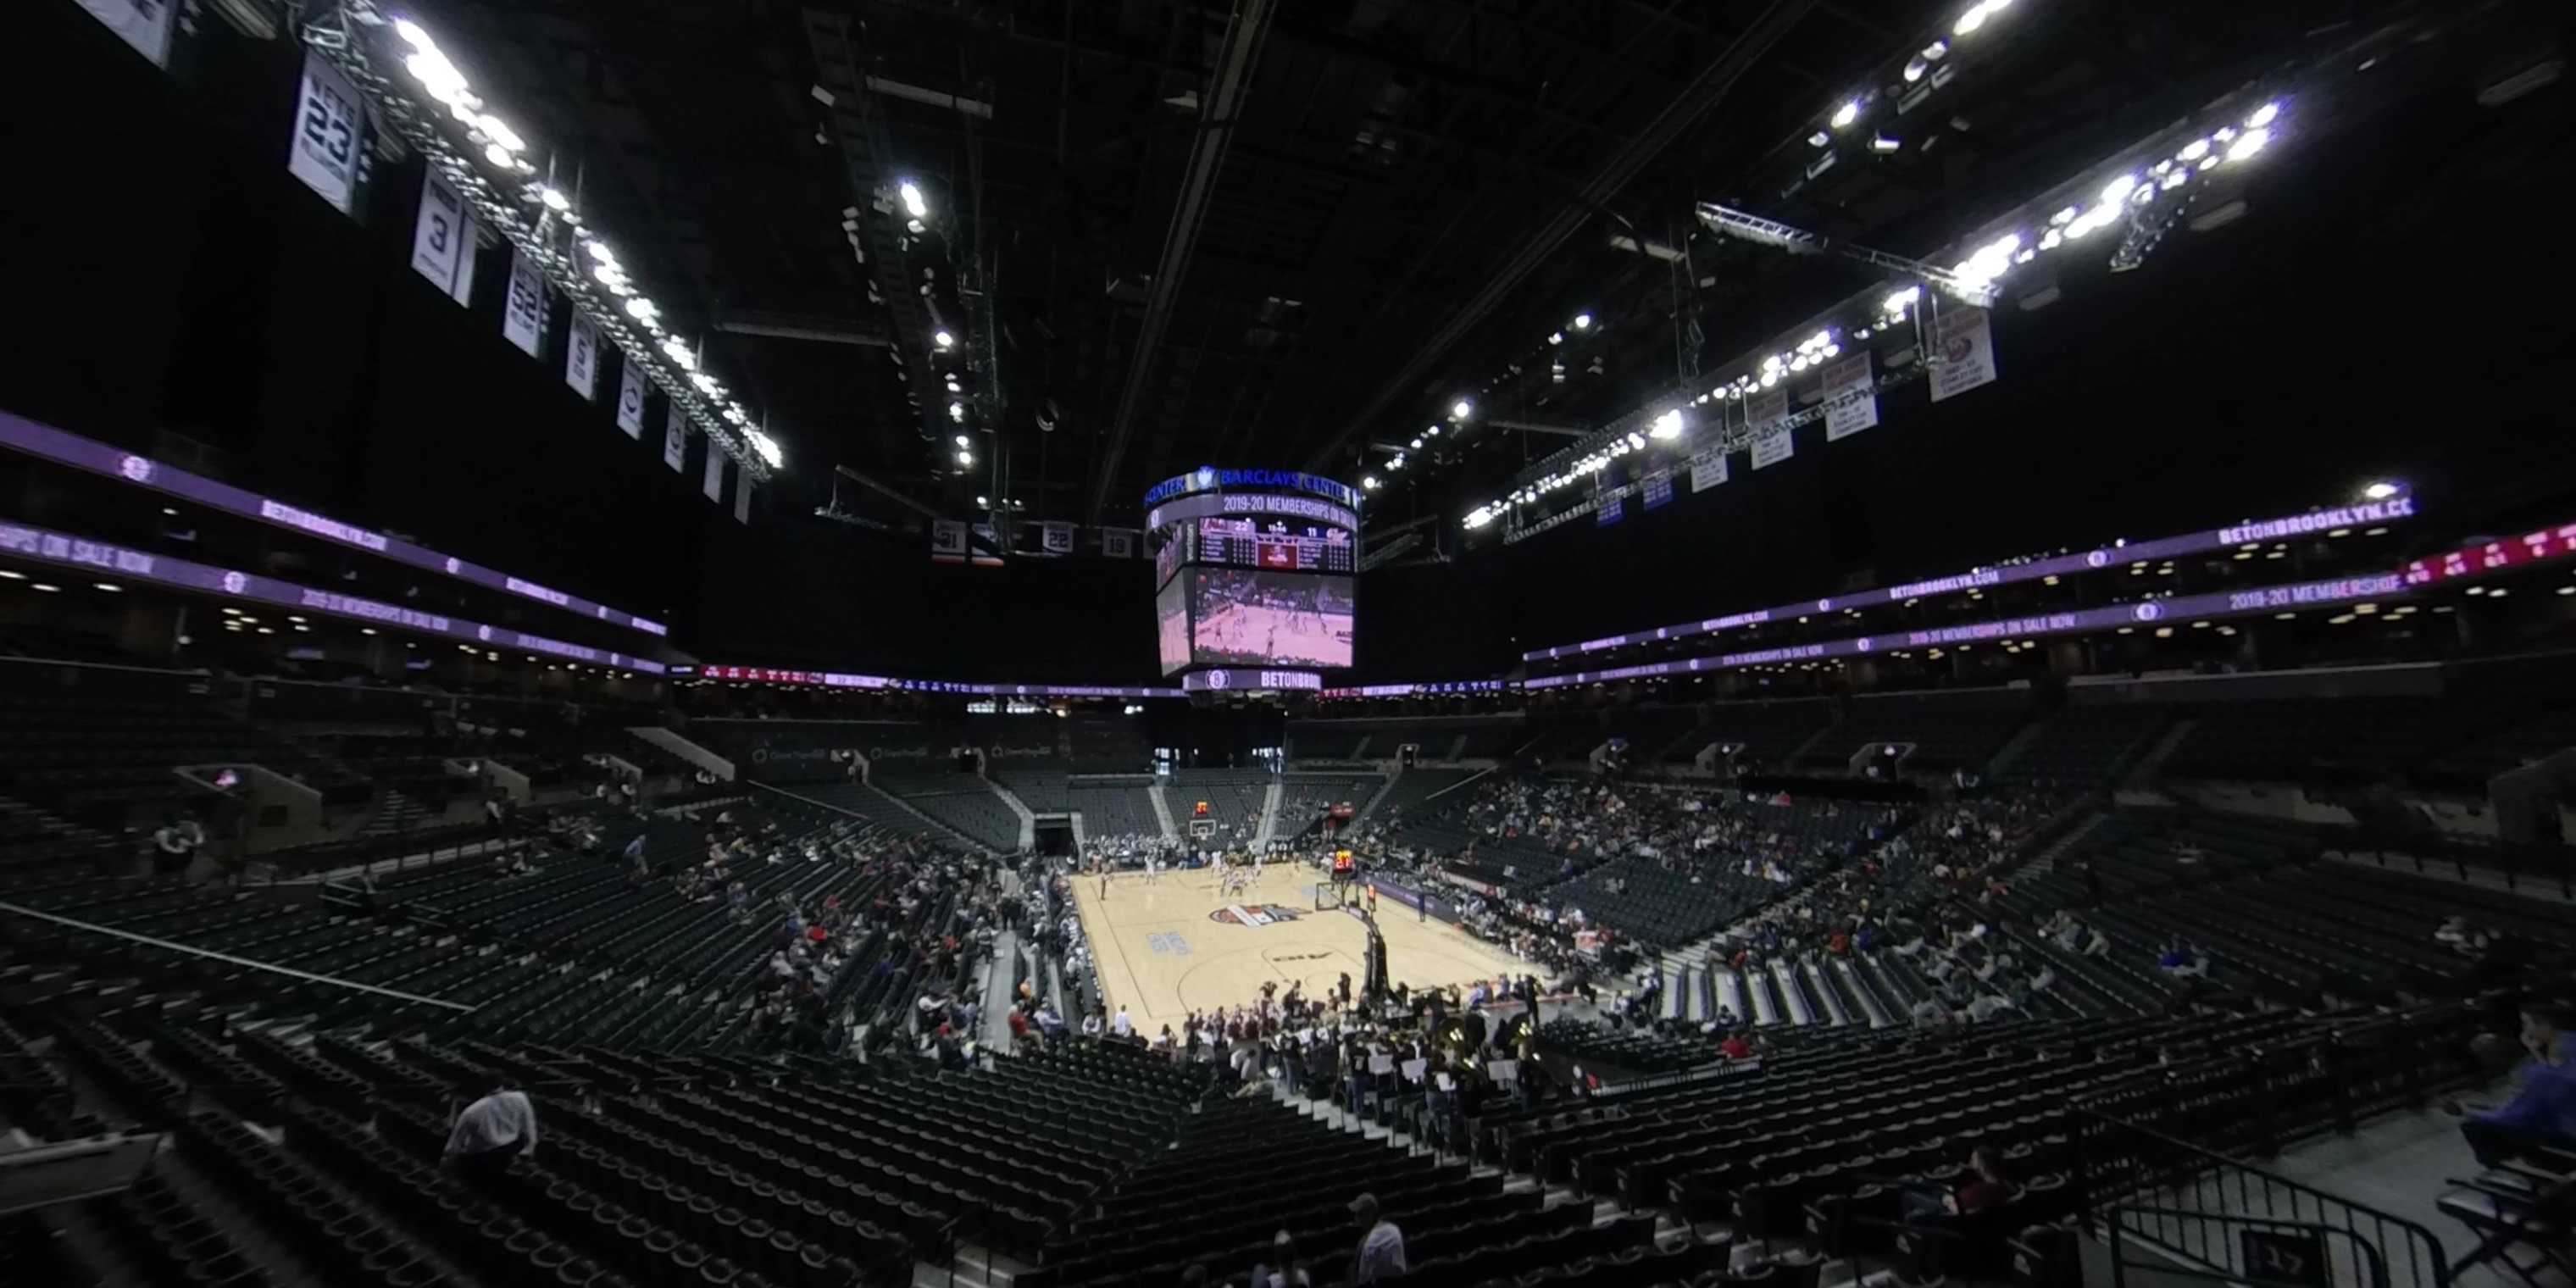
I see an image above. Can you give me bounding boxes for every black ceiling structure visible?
[380,0,2473,533]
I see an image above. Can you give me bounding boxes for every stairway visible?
[1982,716,2051,777]
[1252,780,1285,847]
[2123,717,2197,790]
[358,788,436,838]
[2019,808,2111,879]
[988,779,1036,852]
[1148,782,1180,841]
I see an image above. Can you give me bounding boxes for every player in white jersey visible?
[1145,853,1159,886]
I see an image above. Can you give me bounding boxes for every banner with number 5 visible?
[287,51,366,217]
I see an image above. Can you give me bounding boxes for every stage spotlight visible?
[1649,410,1685,439]
[948,402,965,421]
[1363,476,1380,490]
[954,434,970,448]
[1830,100,1862,129]
[899,180,928,218]
[1451,399,1474,419]
[2225,126,2271,163]
[1572,313,1592,330]
[2362,480,2402,501]
[934,330,955,349]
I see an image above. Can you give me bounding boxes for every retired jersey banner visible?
[733,470,753,525]
[1752,424,1796,470]
[661,406,687,471]
[408,169,478,306]
[286,51,366,217]
[1041,521,1074,556]
[615,358,647,438]
[1101,528,1137,559]
[75,0,180,68]
[701,442,725,502]
[1929,305,2000,402]
[930,519,969,564]
[1746,386,1790,436]
[1690,447,1729,493]
[1642,470,1674,511]
[501,248,547,358]
[565,312,600,402]
[969,522,1005,567]
[1822,352,1879,440]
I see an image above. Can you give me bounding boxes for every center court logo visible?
[1209,904,1305,927]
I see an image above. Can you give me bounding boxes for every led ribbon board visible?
[690,666,1180,698]
[0,519,665,675]
[0,410,668,638]
[1527,495,2421,661]
[1523,574,2406,688]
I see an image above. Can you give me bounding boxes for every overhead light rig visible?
[306,5,777,479]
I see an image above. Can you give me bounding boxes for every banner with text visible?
[615,359,647,438]
[1041,520,1074,556]
[1929,305,2000,402]
[661,406,687,471]
[75,0,180,68]
[1822,351,1879,440]
[1746,386,1790,436]
[501,248,547,358]
[732,469,752,525]
[1101,528,1138,558]
[564,312,599,401]
[1642,470,1674,511]
[286,51,366,217]
[969,522,1005,568]
[701,442,724,502]
[930,519,968,564]
[408,169,477,306]
[1752,424,1796,470]
[1690,447,1730,493]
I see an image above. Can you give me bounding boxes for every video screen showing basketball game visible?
[1155,577,1192,675]
[1190,568,1353,669]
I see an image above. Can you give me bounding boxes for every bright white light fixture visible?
[1831,100,1863,129]
[1649,409,1685,440]
[898,180,928,219]
[1451,399,1474,419]
[948,402,965,422]
[1363,476,1380,490]
[2362,480,2401,500]
[954,434,970,448]
[933,330,955,349]
[2225,126,2271,163]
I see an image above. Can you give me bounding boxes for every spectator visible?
[444,1073,540,1185]
[2460,1004,2576,1166]
[1255,1231,1311,1288]
[1347,1194,1407,1283]
[1901,1145,2013,1221]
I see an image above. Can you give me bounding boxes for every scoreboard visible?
[1175,518,1356,575]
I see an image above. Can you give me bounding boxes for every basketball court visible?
[1070,862,1529,1030]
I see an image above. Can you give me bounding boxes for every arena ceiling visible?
[405,0,2451,533]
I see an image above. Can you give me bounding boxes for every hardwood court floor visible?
[1070,863,1530,1030]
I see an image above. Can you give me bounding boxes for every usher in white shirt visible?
[445,1090,540,1158]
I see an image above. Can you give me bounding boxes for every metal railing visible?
[2081,1113,2448,1288]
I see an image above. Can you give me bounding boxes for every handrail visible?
[0,901,476,1013]
[2080,1109,2449,1288]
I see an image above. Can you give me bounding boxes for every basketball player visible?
[1146,853,1160,886]
[1096,856,1110,901]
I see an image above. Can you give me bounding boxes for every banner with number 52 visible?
[287,51,367,217]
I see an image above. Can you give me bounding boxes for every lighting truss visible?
[1471,83,2307,541]
[304,5,774,480]
[1697,204,1996,308]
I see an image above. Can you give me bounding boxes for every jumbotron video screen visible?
[1190,568,1353,669]
[1155,578,1192,676]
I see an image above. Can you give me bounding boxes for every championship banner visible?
[286,50,366,217]
[564,312,600,401]
[1822,351,1879,440]
[1100,528,1137,559]
[74,0,180,68]
[1929,305,2000,402]
[1690,448,1730,493]
[701,442,725,502]
[408,169,478,306]
[1597,494,1624,526]
[732,469,753,525]
[1752,424,1796,470]
[1041,520,1074,556]
[501,248,547,358]
[969,522,1005,567]
[661,406,687,471]
[930,519,969,564]
[1641,470,1674,511]
[1746,386,1790,436]
[615,358,647,438]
